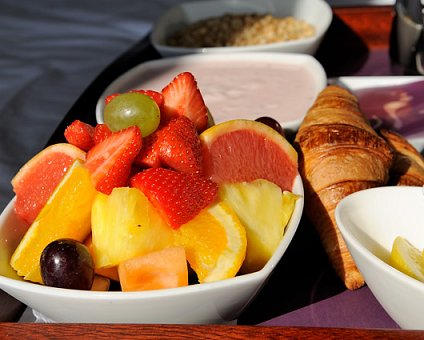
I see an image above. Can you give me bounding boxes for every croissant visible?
[379,129,424,186]
[294,85,394,290]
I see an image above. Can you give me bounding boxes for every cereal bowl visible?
[335,186,424,329]
[150,0,333,57]
[0,175,303,323]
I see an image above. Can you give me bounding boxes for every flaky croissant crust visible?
[294,85,394,290]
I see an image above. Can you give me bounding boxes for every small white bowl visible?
[335,186,424,329]
[96,52,327,132]
[0,176,303,324]
[150,0,333,57]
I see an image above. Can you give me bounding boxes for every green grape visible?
[104,92,161,137]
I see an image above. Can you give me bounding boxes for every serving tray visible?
[10,5,423,332]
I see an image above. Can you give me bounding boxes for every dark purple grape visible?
[40,239,94,290]
[255,116,285,137]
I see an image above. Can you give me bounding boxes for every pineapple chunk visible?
[219,179,298,273]
[91,187,174,268]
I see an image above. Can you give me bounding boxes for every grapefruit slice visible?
[200,119,298,191]
[12,143,86,224]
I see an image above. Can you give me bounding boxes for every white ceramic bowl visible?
[150,0,333,57]
[96,52,327,131]
[0,176,303,323]
[335,186,424,329]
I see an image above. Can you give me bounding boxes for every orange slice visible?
[200,119,298,191]
[174,201,247,283]
[12,143,86,224]
[10,160,97,284]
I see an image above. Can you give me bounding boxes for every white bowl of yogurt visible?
[96,52,327,132]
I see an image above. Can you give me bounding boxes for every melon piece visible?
[118,246,188,291]
[200,119,298,191]
[91,275,111,291]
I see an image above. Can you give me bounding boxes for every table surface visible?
[3,5,424,338]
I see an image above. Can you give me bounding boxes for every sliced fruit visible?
[134,131,162,168]
[64,120,95,151]
[130,168,218,228]
[91,187,174,268]
[200,119,298,192]
[85,126,142,194]
[118,246,188,291]
[390,236,424,282]
[129,89,164,109]
[219,179,298,273]
[105,89,164,109]
[93,123,113,145]
[104,92,161,137]
[91,275,111,291]
[174,201,247,283]
[134,116,202,174]
[12,143,86,225]
[10,160,97,283]
[158,116,202,174]
[161,72,208,133]
[84,235,119,281]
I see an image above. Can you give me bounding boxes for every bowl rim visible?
[335,185,424,292]
[0,174,304,300]
[150,0,333,53]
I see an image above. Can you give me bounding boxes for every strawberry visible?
[129,89,164,109]
[104,93,119,105]
[64,120,95,151]
[93,123,113,145]
[161,72,208,133]
[134,132,162,168]
[133,116,202,174]
[158,116,202,175]
[105,90,164,108]
[85,126,142,194]
[130,168,218,228]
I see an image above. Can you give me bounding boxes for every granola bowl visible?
[151,0,332,57]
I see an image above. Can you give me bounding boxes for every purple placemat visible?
[260,286,399,329]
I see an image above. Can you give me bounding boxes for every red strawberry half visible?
[161,72,208,133]
[129,89,164,109]
[64,120,95,151]
[85,126,142,194]
[93,123,113,145]
[159,116,202,175]
[133,116,202,174]
[105,90,164,109]
[134,131,162,168]
[130,168,218,229]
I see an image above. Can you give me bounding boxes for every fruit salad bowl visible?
[0,175,304,324]
[335,186,424,329]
